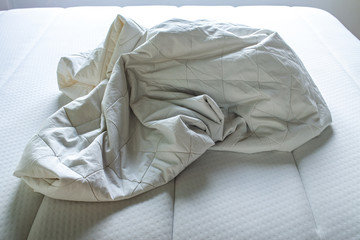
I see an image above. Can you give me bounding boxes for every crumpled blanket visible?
[14,15,331,201]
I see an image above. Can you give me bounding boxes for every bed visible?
[1,5,359,240]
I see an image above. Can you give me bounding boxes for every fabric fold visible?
[57,15,146,100]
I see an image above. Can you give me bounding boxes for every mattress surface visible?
[0,5,359,240]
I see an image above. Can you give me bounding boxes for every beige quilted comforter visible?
[14,15,331,201]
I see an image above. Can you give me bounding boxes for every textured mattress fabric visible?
[0,5,359,240]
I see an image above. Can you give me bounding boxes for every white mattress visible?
[0,6,359,240]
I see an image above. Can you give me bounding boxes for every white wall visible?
[0,0,10,10]
[0,0,359,39]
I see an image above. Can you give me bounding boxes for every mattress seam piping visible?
[291,151,322,240]
[171,173,176,240]
[25,193,45,240]
[20,11,68,238]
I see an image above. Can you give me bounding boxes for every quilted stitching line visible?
[84,177,100,201]
[36,134,58,158]
[136,135,164,182]
[185,65,224,97]
[36,176,84,189]
[250,43,262,143]
[83,164,145,185]
[253,34,321,147]
[38,127,119,203]
[101,117,133,167]
[38,98,159,201]
[84,165,157,201]
[61,108,94,145]
[104,89,128,113]
[257,38,316,141]
[220,36,226,103]
[80,118,156,198]
[287,74,294,123]
[125,150,205,155]
[130,98,196,195]
[35,134,87,187]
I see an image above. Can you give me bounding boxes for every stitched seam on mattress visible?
[171,174,176,240]
[290,10,350,240]
[291,151,321,240]
[26,194,45,239]
[294,9,360,92]
[0,11,62,89]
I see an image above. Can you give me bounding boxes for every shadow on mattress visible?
[8,181,43,239]
[10,126,332,239]
[20,180,174,239]
[293,126,334,161]
[175,125,333,201]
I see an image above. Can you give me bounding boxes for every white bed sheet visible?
[0,6,359,240]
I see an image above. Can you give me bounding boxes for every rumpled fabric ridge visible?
[14,15,331,201]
